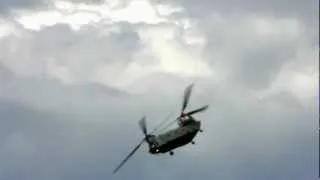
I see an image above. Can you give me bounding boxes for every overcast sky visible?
[0,0,319,179]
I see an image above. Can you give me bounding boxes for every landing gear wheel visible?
[200,129,203,132]
[169,151,174,156]
[191,141,195,144]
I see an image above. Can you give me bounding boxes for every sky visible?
[0,0,318,179]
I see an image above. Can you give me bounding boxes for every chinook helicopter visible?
[112,84,209,174]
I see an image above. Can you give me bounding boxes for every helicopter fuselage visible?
[147,119,201,154]
[112,84,209,174]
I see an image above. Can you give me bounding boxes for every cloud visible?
[151,0,319,52]
[195,15,307,89]
[0,0,50,14]
[0,0,108,14]
[0,21,143,86]
[0,72,316,180]
[0,0,318,179]
[151,0,318,22]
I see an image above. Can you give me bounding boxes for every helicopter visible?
[112,84,209,174]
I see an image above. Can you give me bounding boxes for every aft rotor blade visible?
[186,105,209,116]
[112,139,145,174]
[182,84,194,113]
[150,111,174,134]
[139,116,147,136]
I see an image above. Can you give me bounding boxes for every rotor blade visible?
[139,116,147,136]
[150,111,174,134]
[186,105,209,116]
[112,139,145,174]
[182,84,194,113]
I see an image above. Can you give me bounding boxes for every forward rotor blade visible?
[139,116,147,136]
[182,84,194,113]
[112,139,145,174]
[186,105,209,116]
